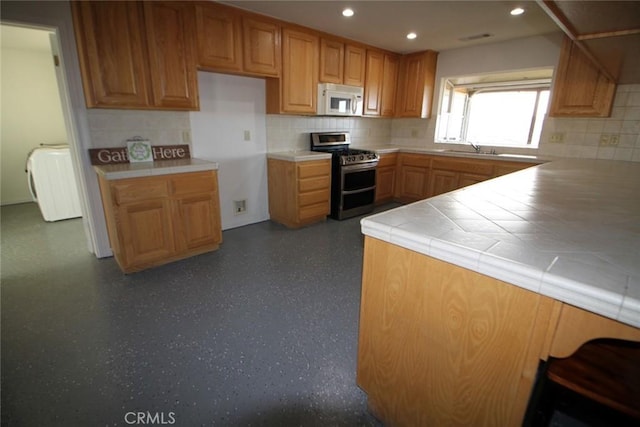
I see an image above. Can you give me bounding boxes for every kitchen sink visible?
[440,149,499,155]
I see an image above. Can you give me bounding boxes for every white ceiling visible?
[224,0,561,53]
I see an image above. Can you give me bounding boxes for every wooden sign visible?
[89,144,191,165]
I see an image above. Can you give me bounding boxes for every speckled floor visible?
[1,202,393,426]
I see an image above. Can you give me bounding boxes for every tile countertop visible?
[267,151,332,162]
[361,158,640,328]
[94,158,219,180]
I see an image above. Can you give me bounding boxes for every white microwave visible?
[317,83,364,116]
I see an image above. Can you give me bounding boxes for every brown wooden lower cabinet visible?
[267,158,331,228]
[374,153,397,204]
[395,153,431,203]
[358,237,640,426]
[98,170,222,273]
[392,153,537,203]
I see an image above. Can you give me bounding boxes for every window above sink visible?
[435,68,553,149]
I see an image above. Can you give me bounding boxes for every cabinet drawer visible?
[297,161,330,179]
[377,153,398,168]
[432,159,493,176]
[299,189,329,207]
[171,172,217,195]
[299,202,329,221]
[400,153,431,168]
[298,176,330,193]
[112,178,169,204]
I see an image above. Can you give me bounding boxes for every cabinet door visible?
[243,17,281,76]
[549,37,615,117]
[430,169,458,197]
[458,173,487,188]
[319,38,344,83]
[195,2,242,72]
[381,54,399,117]
[175,194,221,250]
[281,27,319,114]
[398,166,430,202]
[71,1,151,108]
[344,45,366,87]
[364,50,384,116]
[170,171,221,250]
[375,166,396,204]
[493,161,531,177]
[119,199,175,268]
[143,1,199,110]
[397,50,438,118]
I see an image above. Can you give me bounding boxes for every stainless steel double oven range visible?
[310,131,379,220]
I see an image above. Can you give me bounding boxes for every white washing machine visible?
[26,146,82,221]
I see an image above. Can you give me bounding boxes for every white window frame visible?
[435,74,552,149]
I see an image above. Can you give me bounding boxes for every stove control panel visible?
[340,151,379,165]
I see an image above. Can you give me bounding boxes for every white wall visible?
[190,72,269,230]
[1,32,68,205]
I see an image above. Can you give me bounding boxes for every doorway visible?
[1,23,94,250]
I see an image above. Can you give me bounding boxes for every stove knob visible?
[359,155,364,160]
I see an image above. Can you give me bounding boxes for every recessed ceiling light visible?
[510,7,525,16]
[342,8,354,17]
[406,32,417,40]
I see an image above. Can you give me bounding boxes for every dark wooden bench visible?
[546,339,640,420]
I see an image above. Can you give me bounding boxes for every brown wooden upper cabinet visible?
[319,38,344,84]
[71,1,151,109]
[549,36,616,117]
[381,53,400,117]
[242,16,281,77]
[143,1,199,110]
[396,50,438,118]
[363,50,384,116]
[364,50,402,117]
[194,2,281,77]
[72,1,198,110]
[267,26,319,115]
[319,38,366,87]
[344,45,367,87]
[194,1,243,73]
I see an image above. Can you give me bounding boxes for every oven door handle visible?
[341,161,378,171]
[342,186,376,195]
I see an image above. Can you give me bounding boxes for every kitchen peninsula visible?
[357,158,640,426]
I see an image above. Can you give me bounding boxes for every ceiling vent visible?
[459,33,494,42]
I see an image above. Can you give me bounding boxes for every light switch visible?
[243,130,251,141]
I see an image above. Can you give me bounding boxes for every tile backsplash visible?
[86,109,191,148]
[266,115,393,151]
[538,84,640,161]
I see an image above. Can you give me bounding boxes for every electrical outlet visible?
[600,134,620,146]
[243,130,251,141]
[411,129,419,138]
[550,132,565,143]
[234,200,247,215]
[182,130,191,144]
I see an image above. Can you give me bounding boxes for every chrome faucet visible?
[469,142,481,153]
